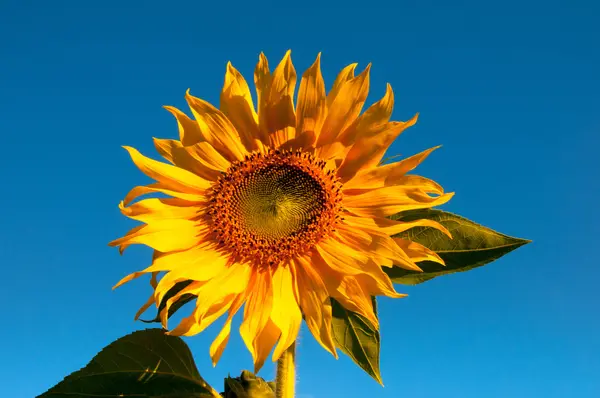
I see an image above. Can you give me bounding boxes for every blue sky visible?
[1,0,598,397]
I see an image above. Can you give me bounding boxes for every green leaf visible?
[331,297,382,385]
[222,370,275,398]
[38,328,220,398]
[386,208,531,285]
[140,280,195,324]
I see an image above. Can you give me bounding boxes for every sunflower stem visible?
[275,341,296,398]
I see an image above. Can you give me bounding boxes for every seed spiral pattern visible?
[207,149,343,267]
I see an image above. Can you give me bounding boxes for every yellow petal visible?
[343,185,455,218]
[123,146,211,193]
[336,224,422,272]
[312,141,351,162]
[108,219,204,254]
[159,280,204,329]
[319,237,408,295]
[343,146,441,189]
[354,261,407,300]
[185,90,247,161]
[396,175,444,194]
[315,239,368,276]
[294,256,337,358]
[163,105,204,146]
[210,292,246,366]
[394,238,446,265]
[220,62,267,150]
[118,198,201,223]
[266,50,297,147]
[155,245,229,286]
[164,311,198,337]
[336,83,394,146]
[133,272,159,320]
[240,269,275,366]
[326,63,358,109]
[337,115,419,182]
[316,64,371,149]
[252,318,280,373]
[312,256,379,327]
[270,264,302,361]
[122,183,206,206]
[169,291,235,337]
[185,141,231,172]
[346,174,443,196]
[193,263,251,327]
[294,53,326,149]
[314,238,405,302]
[254,52,273,135]
[153,138,222,181]
[341,215,452,239]
[112,245,215,290]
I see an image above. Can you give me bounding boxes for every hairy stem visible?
[275,342,296,398]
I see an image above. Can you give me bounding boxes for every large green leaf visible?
[140,280,195,324]
[331,297,382,385]
[38,328,220,398]
[386,209,531,285]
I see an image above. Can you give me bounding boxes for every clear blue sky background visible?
[1,0,598,397]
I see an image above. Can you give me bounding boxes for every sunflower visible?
[109,50,453,372]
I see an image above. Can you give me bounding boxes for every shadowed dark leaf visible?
[331,297,382,385]
[38,328,220,398]
[386,209,531,284]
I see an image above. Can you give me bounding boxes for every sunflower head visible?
[110,50,453,372]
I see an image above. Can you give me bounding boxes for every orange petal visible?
[343,146,441,189]
[294,256,337,357]
[163,105,204,146]
[185,141,231,172]
[220,62,267,150]
[153,138,222,181]
[393,238,446,265]
[312,254,379,327]
[326,63,358,109]
[294,53,326,149]
[336,224,422,272]
[343,185,454,218]
[316,64,371,150]
[336,83,395,146]
[342,215,452,239]
[185,90,247,161]
[345,174,444,196]
[319,237,408,295]
[337,115,419,182]
[266,50,297,147]
[315,239,368,276]
[254,52,273,135]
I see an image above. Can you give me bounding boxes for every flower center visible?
[207,149,343,267]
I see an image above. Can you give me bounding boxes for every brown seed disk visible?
[206,149,343,268]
